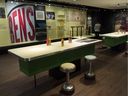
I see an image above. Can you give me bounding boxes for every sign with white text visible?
[8,5,35,43]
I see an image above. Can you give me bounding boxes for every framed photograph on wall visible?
[0,7,5,18]
[36,10,45,20]
[46,12,55,20]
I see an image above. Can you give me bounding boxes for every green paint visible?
[103,36,127,47]
[19,44,95,76]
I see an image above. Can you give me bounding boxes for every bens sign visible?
[8,5,35,43]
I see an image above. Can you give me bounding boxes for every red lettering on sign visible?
[12,10,20,42]
[18,8,27,42]
[8,6,35,43]
[27,7,35,41]
[8,16,14,43]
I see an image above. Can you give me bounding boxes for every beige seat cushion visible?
[85,55,96,61]
[60,63,76,73]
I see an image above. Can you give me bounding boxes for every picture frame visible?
[46,12,55,20]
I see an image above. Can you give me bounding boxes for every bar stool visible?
[60,63,76,95]
[84,55,96,80]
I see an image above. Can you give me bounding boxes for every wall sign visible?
[0,7,5,18]
[7,5,35,43]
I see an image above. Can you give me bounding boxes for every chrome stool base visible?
[60,83,75,95]
[84,72,95,80]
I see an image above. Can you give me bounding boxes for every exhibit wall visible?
[0,0,10,46]
[0,2,87,46]
[46,6,87,39]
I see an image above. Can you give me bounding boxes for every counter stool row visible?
[60,55,97,95]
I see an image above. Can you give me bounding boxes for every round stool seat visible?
[60,63,76,73]
[84,55,96,80]
[85,55,96,61]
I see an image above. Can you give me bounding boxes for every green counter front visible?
[102,32,128,47]
[19,44,94,76]
[103,36,127,47]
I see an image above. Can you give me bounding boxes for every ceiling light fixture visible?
[10,1,14,3]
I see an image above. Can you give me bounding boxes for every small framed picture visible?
[46,12,55,20]
[36,10,45,20]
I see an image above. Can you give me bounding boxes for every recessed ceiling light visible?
[10,1,14,3]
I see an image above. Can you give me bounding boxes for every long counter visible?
[101,32,128,47]
[8,38,101,76]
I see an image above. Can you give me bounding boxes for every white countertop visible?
[8,38,101,61]
[0,40,40,47]
[101,32,128,38]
